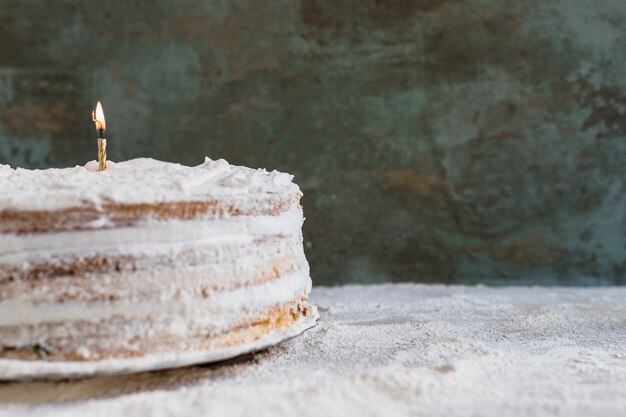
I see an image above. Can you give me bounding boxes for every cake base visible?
[0,306,318,380]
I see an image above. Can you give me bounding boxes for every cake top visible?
[0,158,298,212]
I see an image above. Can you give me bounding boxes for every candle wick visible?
[99,128,104,138]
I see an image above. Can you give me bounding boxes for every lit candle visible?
[92,101,107,171]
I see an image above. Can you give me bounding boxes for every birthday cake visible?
[0,158,317,376]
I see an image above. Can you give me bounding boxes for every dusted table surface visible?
[1,285,625,417]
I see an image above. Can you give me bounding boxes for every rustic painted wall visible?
[0,0,624,285]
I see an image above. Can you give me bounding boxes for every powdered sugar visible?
[0,284,624,417]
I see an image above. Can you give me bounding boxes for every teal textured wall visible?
[0,0,624,285]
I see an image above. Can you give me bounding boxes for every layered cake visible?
[0,157,317,377]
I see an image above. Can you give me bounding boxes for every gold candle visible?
[97,137,107,171]
[92,101,107,171]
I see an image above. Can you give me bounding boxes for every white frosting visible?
[0,157,313,364]
[0,310,318,379]
[0,206,303,256]
[1,247,307,304]
[0,157,298,211]
[0,267,311,328]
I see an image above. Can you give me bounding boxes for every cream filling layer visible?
[1,251,308,303]
[0,267,311,329]
[0,206,303,256]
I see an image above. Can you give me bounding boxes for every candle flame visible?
[92,101,106,131]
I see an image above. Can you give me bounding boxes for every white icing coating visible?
[0,157,313,368]
[1,248,307,304]
[0,310,318,379]
[84,160,118,172]
[0,206,303,256]
[0,267,311,328]
[0,157,298,211]
[0,164,13,179]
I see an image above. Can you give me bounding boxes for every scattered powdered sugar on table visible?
[0,284,625,417]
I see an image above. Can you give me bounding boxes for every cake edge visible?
[0,303,319,380]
